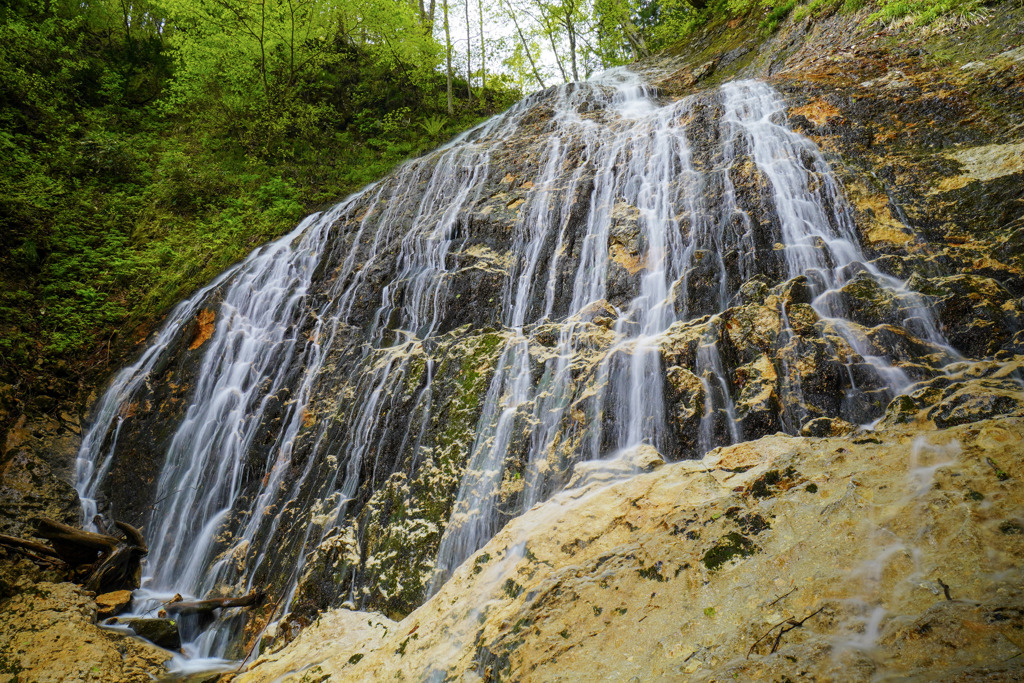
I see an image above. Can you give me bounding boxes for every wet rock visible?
[241,418,1024,682]
[733,354,782,437]
[928,379,1024,428]
[573,299,617,327]
[663,365,704,454]
[820,274,903,328]
[115,617,181,650]
[96,590,132,618]
[927,275,1021,358]
[241,608,394,681]
[0,415,81,539]
[799,416,856,437]
[882,364,1024,429]
[0,582,169,681]
[566,444,665,489]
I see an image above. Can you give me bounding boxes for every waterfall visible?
[74,73,959,665]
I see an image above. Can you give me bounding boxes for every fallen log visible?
[0,533,64,564]
[1,516,149,592]
[113,521,148,552]
[164,590,266,616]
[31,517,119,566]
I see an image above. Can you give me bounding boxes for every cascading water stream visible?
[73,72,962,669]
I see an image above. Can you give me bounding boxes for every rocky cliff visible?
[1,2,1023,680]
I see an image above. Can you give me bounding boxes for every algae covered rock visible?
[114,617,181,650]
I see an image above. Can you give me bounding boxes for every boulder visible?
[95,590,132,619]
[565,444,665,489]
[115,617,181,651]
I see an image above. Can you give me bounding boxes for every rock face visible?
[0,582,170,682]
[17,0,1024,672]
[240,415,1024,682]
[0,414,81,539]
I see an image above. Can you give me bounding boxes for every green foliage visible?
[868,0,988,26]
[418,114,449,140]
[761,0,799,31]
[0,0,518,415]
[632,0,993,50]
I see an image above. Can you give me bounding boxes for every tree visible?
[441,0,453,114]
[465,0,472,100]
[477,0,486,95]
[503,0,547,88]
[155,0,436,148]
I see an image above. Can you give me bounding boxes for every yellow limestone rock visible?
[0,582,169,682]
[241,419,1024,682]
[95,589,132,618]
[240,608,396,681]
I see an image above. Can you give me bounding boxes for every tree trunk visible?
[478,0,486,93]
[465,0,472,101]
[0,534,63,562]
[33,517,118,566]
[547,29,569,83]
[506,0,546,89]
[567,14,579,82]
[443,0,453,115]
[164,591,266,616]
[10,517,149,593]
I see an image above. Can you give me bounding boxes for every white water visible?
[75,73,961,664]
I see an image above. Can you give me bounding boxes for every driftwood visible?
[0,533,64,564]
[0,517,148,593]
[165,590,266,616]
[32,517,120,566]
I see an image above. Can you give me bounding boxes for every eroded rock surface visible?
[0,582,170,682]
[241,415,1024,682]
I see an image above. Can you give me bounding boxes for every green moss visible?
[749,467,798,498]
[806,483,819,494]
[395,633,418,656]
[636,564,668,582]
[511,616,532,634]
[987,458,1010,481]
[347,653,364,665]
[999,521,1024,535]
[592,605,603,616]
[702,532,758,571]
[502,578,523,599]
[473,552,492,575]
[965,489,984,501]
[703,607,716,617]
[761,0,799,33]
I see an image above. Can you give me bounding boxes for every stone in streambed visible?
[95,589,132,618]
[114,617,182,650]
